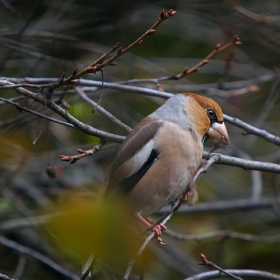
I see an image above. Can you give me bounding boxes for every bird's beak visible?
[207,122,229,145]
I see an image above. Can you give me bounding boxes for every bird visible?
[81,92,229,279]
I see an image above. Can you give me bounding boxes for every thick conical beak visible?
[207,122,229,145]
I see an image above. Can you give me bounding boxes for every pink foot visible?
[136,214,168,245]
[152,224,167,245]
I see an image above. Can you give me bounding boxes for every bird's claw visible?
[152,224,167,245]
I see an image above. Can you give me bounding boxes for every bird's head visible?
[183,93,229,146]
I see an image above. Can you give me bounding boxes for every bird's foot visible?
[152,224,167,245]
[136,214,167,245]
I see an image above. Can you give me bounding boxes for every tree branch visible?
[198,254,243,280]
[158,196,279,215]
[159,36,241,81]
[75,86,132,132]
[0,96,77,129]
[228,0,280,25]
[59,141,105,164]
[203,152,280,173]
[0,79,125,143]
[184,269,280,280]
[0,235,79,280]
[165,229,280,243]
[224,114,280,146]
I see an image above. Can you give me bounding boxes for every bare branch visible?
[1,72,275,94]
[224,114,280,146]
[160,35,241,81]
[0,235,79,280]
[165,229,280,243]
[75,86,132,132]
[1,197,278,233]
[59,142,105,164]
[158,196,279,215]
[0,96,77,129]
[2,77,279,149]
[0,80,125,143]
[33,9,177,88]
[204,152,280,173]
[184,269,280,280]
[227,0,280,25]
[198,254,243,280]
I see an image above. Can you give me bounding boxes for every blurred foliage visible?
[0,0,280,279]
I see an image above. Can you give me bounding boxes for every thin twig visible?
[39,9,176,89]
[164,229,280,243]
[160,35,241,81]
[75,86,132,132]
[198,253,243,280]
[158,196,280,215]
[4,78,279,149]
[228,0,280,25]
[1,70,275,93]
[59,141,105,164]
[203,152,280,173]
[0,80,125,143]
[185,269,280,280]
[224,114,280,146]
[0,235,80,280]
[0,96,77,129]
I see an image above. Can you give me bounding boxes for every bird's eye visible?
[207,109,215,119]
[206,109,218,123]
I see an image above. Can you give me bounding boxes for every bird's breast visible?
[127,122,203,217]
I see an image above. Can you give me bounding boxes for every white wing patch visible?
[126,139,156,178]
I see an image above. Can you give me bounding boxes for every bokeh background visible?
[0,0,280,279]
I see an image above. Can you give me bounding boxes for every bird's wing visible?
[104,117,163,196]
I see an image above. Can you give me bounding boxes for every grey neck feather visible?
[150,94,193,131]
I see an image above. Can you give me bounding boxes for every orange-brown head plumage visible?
[182,93,229,145]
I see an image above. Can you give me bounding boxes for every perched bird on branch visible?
[82,92,229,279]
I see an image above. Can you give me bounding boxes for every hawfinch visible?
[104,93,229,241]
[82,93,229,279]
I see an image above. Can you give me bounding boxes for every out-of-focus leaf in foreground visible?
[46,194,150,271]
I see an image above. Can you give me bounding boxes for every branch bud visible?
[197,253,208,265]
[183,67,189,74]
[72,68,78,76]
[167,9,176,17]
[202,59,209,65]
[110,62,117,66]
[113,41,120,51]
[87,66,95,72]
[160,9,165,19]
[233,35,241,45]
[58,155,70,162]
[215,43,221,50]
[148,29,156,35]
[117,47,123,55]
